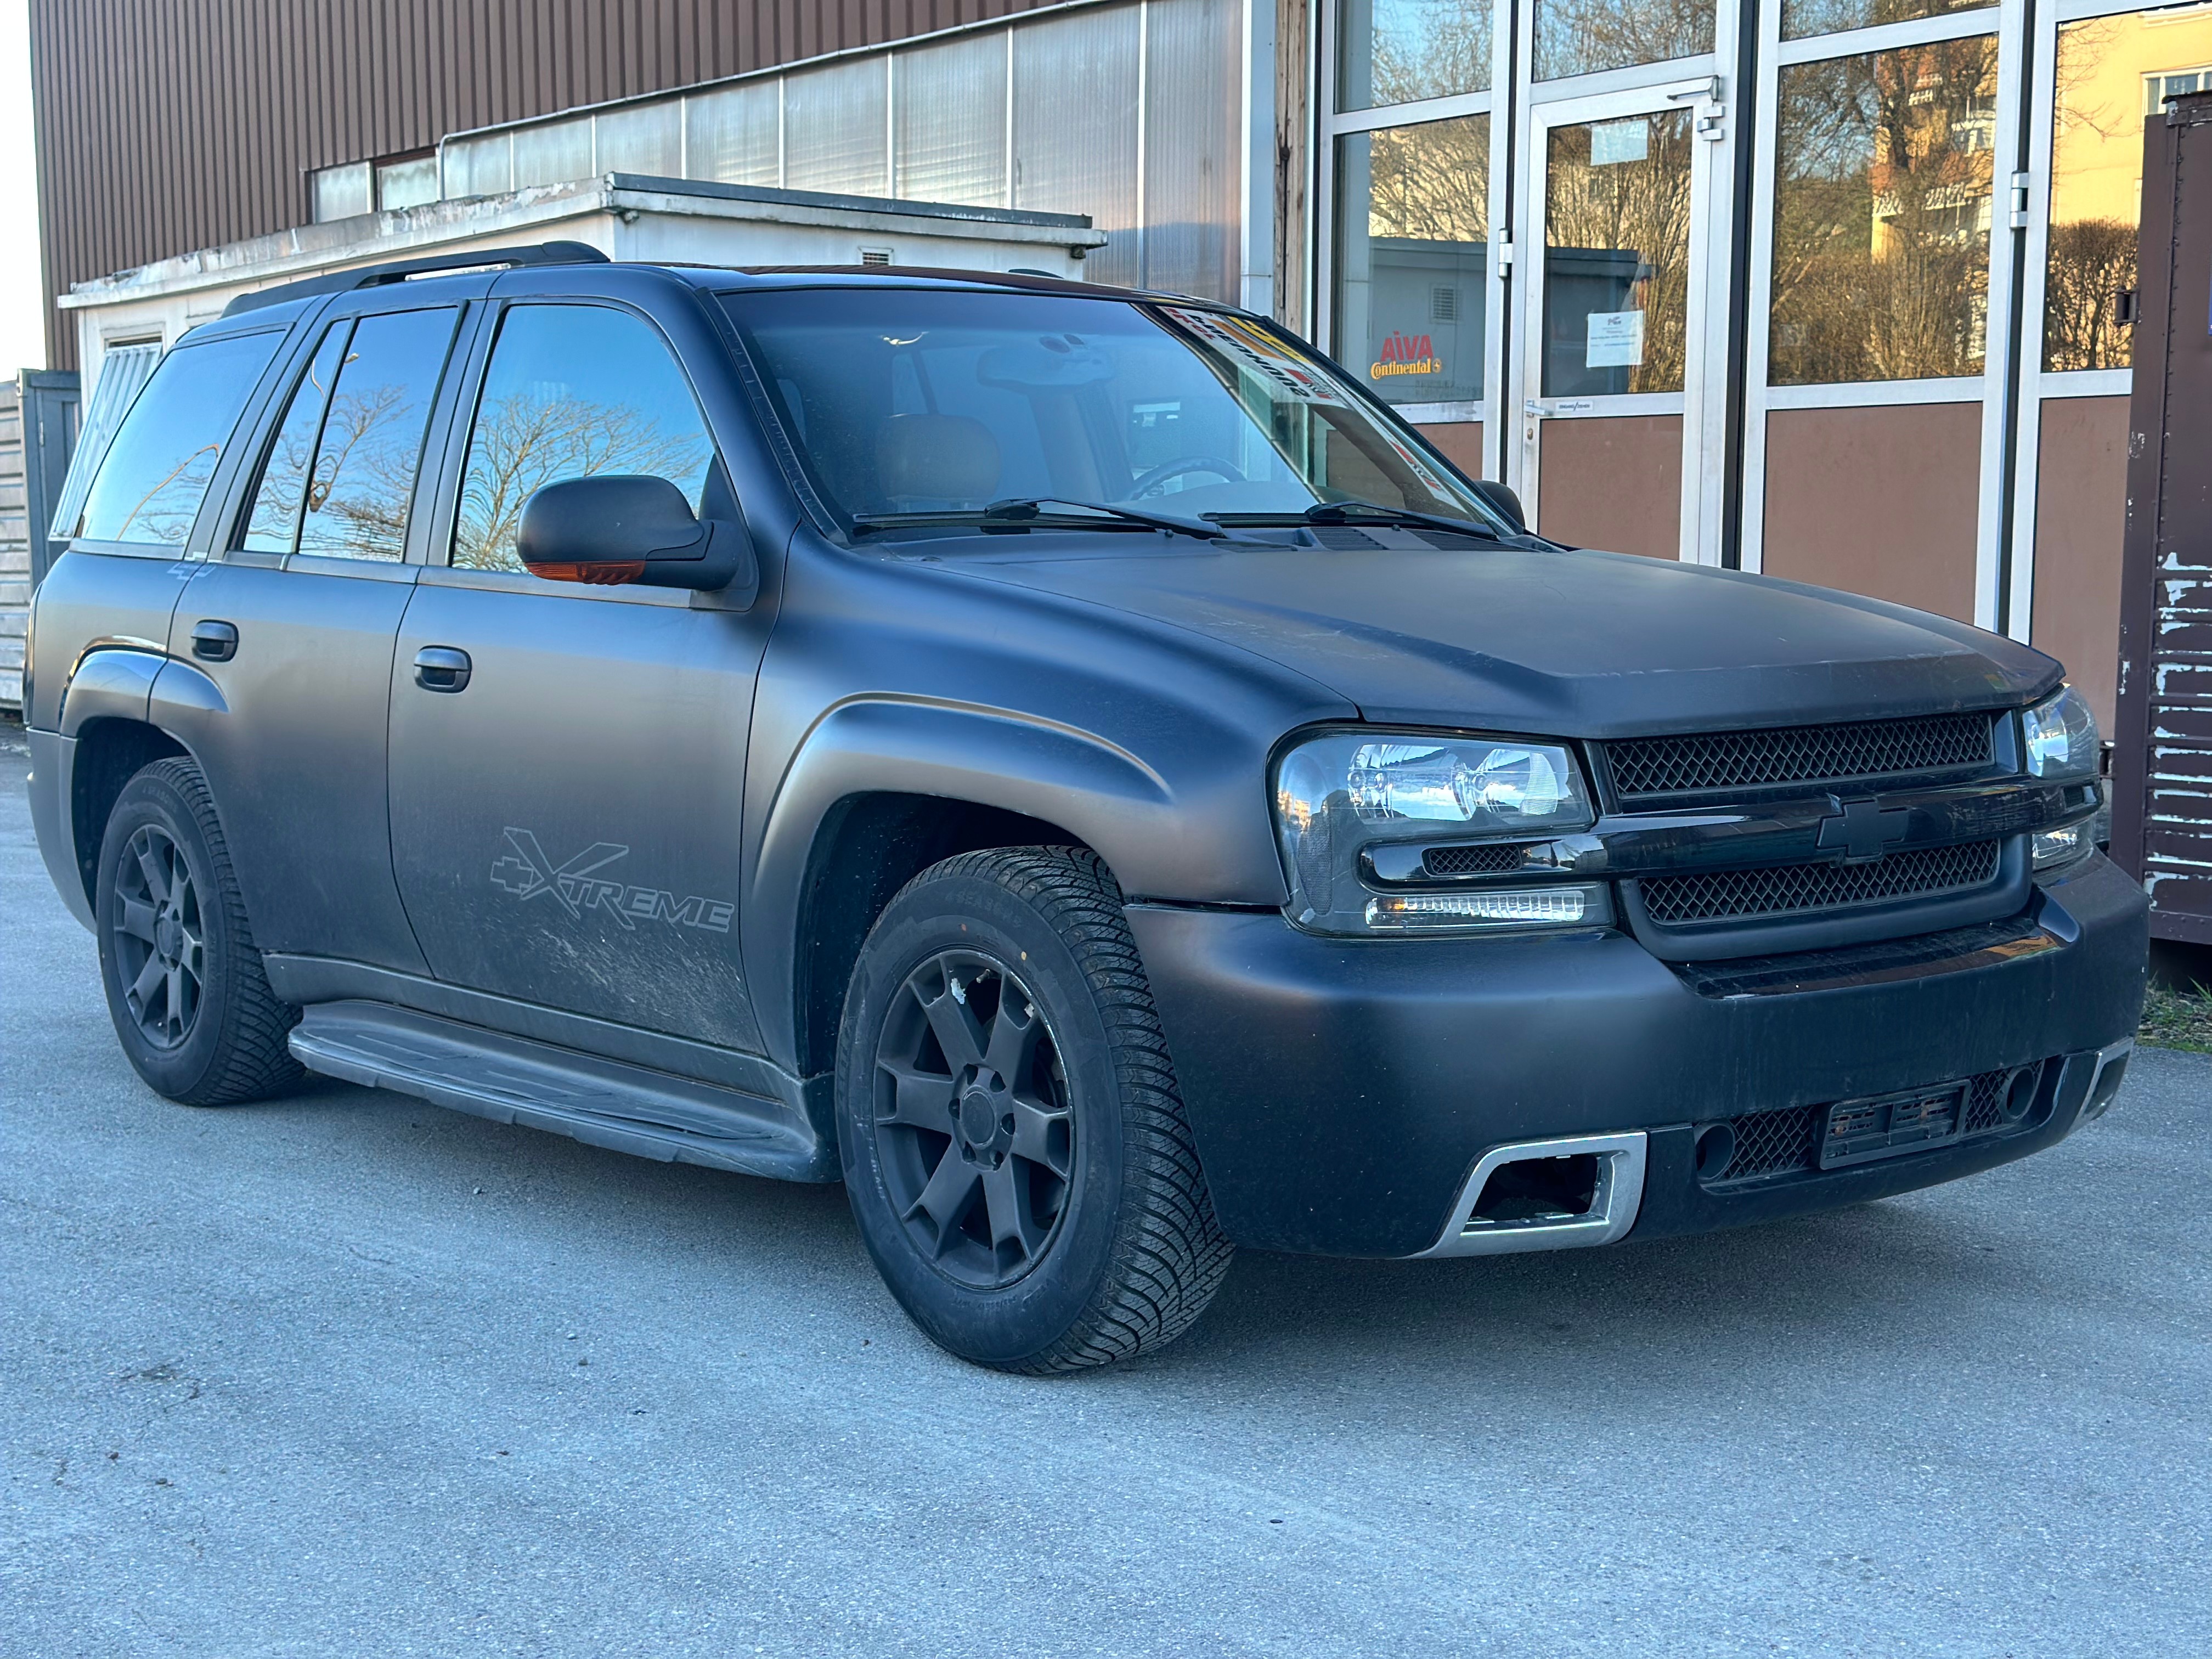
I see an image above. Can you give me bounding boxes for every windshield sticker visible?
[1161,308,1350,408]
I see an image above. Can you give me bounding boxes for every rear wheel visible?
[94,758,303,1105]
[836,847,1233,1373]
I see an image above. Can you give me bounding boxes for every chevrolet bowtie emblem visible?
[1816,796,1912,862]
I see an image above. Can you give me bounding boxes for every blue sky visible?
[1,0,46,374]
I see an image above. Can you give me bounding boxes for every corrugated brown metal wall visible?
[30,0,1063,368]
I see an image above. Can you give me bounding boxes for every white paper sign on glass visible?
[1589,117,1650,167]
[1586,309,1646,368]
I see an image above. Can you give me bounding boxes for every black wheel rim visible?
[872,950,1076,1289]
[111,825,204,1049]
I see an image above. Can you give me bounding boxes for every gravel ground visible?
[3,740,2207,1658]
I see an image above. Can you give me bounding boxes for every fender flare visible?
[744,696,1186,1068]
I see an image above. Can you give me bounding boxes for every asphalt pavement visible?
[3,726,2208,1658]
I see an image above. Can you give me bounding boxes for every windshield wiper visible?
[852,496,1228,541]
[1204,500,1504,540]
[1300,500,1503,540]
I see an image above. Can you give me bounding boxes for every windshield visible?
[719,289,1503,534]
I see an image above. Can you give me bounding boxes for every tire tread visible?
[861,845,1234,1374]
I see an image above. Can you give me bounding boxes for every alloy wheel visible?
[871,949,1076,1289]
[111,825,205,1049]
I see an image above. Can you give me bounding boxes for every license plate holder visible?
[1819,1082,1967,1170]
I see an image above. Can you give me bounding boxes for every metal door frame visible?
[1509,71,1731,562]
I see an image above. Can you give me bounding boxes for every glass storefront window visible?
[1542,109,1693,394]
[1334,115,1490,404]
[1533,0,1714,82]
[1769,38,1998,386]
[1336,0,1491,112]
[1781,0,1991,44]
[2046,10,2212,371]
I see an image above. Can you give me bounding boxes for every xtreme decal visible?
[489,828,736,933]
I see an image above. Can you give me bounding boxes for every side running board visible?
[288,1001,837,1183]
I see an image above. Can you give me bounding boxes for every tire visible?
[93,757,304,1106]
[835,847,1234,1373]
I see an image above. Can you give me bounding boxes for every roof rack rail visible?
[222,241,611,317]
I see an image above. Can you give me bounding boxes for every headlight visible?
[2032,822,2092,874]
[2023,686,2099,780]
[1273,730,1602,935]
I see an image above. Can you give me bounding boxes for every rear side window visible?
[242,306,459,562]
[76,330,283,546]
[452,303,715,573]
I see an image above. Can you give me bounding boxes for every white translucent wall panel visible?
[442,134,511,199]
[597,101,682,176]
[786,59,890,196]
[895,33,1009,206]
[1143,0,1242,300]
[1013,4,1141,286]
[513,116,594,187]
[686,82,781,186]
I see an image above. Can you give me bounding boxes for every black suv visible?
[24,245,2146,1371]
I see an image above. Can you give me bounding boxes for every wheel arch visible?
[67,715,190,908]
[785,789,1098,1080]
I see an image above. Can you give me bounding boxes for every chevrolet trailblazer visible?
[23,245,2146,1370]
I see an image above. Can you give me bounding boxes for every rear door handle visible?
[413,646,472,693]
[190,619,239,662]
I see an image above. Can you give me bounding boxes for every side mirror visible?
[1469,478,1526,532]
[518,475,755,595]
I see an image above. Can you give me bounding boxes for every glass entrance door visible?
[1513,80,1725,561]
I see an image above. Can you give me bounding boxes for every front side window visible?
[76,330,283,546]
[724,288,1500,532]
[452,304,717,573]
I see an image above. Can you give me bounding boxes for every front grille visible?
[1637,840,2001,926]
[1605,710,1994,800]
[1423,843,1528,877]
[1706,1064,2034,1184]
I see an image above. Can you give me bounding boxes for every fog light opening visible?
[1469,1153,1600,1226]
[1694,1121,1738,1180]
[2001,1065,2039,1123]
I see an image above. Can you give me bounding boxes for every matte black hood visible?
[946,540,2061,738]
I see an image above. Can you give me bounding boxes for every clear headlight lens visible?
[2023,686,2100,780]
[1273,730,1600,935]
[2033,822,2092,874]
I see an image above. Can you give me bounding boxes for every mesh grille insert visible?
[1423,843,1528,877]
[1707,1065,2034,1184]
[1606,711,1994,799]
[1638,841,2001,926]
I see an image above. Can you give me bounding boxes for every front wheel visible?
[835,847,1233,1373]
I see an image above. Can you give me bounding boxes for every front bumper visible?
[1127,851,2149,1257]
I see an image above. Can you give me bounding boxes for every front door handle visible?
[190,619,239,662]
[413,646,472,693]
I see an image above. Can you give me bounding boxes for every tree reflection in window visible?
[1533,0,1712,82]
[292,308,458,561]
[452,306,717,574]
[1336,0,1490,112]
[2042,12,2212,371]
[1770,38,1997,386]
[1543,109,1694,396]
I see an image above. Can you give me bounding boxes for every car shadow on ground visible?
[225,1066,2059,1400]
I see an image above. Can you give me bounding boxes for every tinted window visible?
[242,323,348,553]
[296,308,458,561]
[723,289,1499,532]
[76,330,282,546]
[452,304,715,573]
